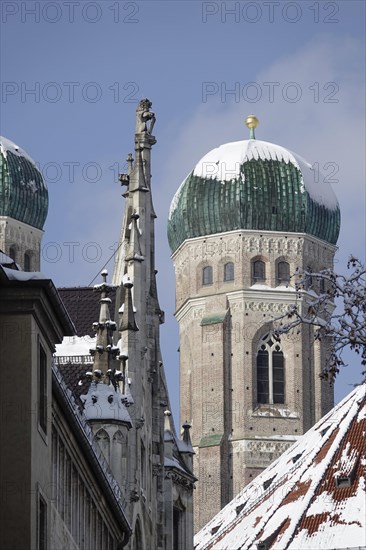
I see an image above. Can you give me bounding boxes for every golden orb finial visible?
[245,115,259,129]
[245,115,259,139]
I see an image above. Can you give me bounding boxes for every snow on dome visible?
[0,135,48,229]
[167,136,340,252]
[0,136,36,164]
[191,139,338,211]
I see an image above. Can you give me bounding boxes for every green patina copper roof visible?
[201,312,227,326]
[167,139,340,253]
[199,433,223,448]
[0,137,48,229]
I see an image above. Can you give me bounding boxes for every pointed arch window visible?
[133,519,144,550]
[304,266,313,290]
[319,275,325,294]
[9,246,16,262]
[95,429,110,462]
[202,266,213,286]
[257,334,284,404]
[24,252,31,272]
[277,261,290,285]
[252,260,266,284]
[224,262,234,282]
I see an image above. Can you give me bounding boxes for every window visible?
[133,520,143,550]
[24,252,31,271]
[173,508,183,550]
[277,261,290,285]
[224,262,234,282]
[304,266,313,290]
[141,441,146,490]
[256,334,284,404]
[95,429,110,462]
[9,245,16,262]
[202,266,213,286]
[319,275,325,294]
[252,260,265,284]
[38,494,47,550]
[39,344,47,433]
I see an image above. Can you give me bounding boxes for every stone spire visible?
[90,269,118,379]
[80,270,132,425]
[112,98,157,286]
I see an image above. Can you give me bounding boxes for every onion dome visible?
[167,117,340,253]
[0,136,48,229]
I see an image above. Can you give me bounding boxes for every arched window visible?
[95,429,110,462]
[224,262,234,282]
[252,260,265,284]
[319,275,325,294]
[256,334,284,404]
[277,261,290,285]
[202,266,213,286]
[24,252,31,272]
[9,246,16,262]
[133,519,144,550]
[304,266,313,290]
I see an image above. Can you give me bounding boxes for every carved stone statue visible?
[136,98,156,136]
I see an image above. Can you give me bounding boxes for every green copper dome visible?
[0,136,48,229]
[167,139,340,253]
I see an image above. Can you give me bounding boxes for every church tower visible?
[167,116,341,531]
[0,136,48,271]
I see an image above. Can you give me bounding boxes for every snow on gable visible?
[194,383,366,550]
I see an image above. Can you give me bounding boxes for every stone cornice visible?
[171,229,337,261]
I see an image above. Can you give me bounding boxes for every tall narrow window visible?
[304,266,313,290]
[133,520,143,550]
[202,266,213,286]
[257,348,269,404]
[24,252,31,271]
[38,494,47,550]
[224,262,234,282]
[252,260,266,284]
[95,429,110,462]
[277,261,290,285]
[9,245,16,262]
[256,334,284,404]
[141,441,146,490]
[319,273,325,294]
[39,344,47,433]
[173,507,183,550]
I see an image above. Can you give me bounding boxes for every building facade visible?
[167,117,341,531]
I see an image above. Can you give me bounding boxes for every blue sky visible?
[1,0,365,422]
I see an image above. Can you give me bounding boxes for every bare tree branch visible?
[273,257,366,380]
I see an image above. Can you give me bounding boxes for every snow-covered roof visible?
[191,139,338,211]
[194,383,366,550]
[80,382,133,425]
[55,335,96,357]
[0,135,36,164]
[0,251,18,268]
[1,266,47,281]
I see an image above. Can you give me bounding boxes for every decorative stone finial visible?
[245,115,259,139]
[89,271,118,380]
[120,274,139,332]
